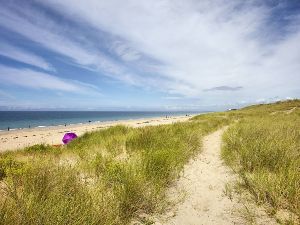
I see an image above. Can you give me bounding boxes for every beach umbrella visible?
[62,132,78,144]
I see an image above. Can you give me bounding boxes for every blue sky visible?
[0,0,299,110]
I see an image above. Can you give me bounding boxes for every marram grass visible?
[1,100,298,224]
[222,100,300,224]
[0,116,229,225]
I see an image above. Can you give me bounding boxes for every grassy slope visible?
[0,115,230,225]
[222,100,300,224]
[0,100,298,224]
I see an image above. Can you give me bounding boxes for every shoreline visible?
[0,114,198,152]
[0,111,204,132]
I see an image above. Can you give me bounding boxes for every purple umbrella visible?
[62,132,78,144]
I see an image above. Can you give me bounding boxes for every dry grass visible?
[222,100,300,224]
[1,100,298,224]
[0,116,230,225]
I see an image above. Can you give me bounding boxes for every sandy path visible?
[152,127,277,225]
[156,127,239,225]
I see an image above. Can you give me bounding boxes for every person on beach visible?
[7,127,10,131]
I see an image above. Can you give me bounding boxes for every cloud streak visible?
[0,65,100,94]
[41,0,300,100]
[204,86,243,92]
[0,42,54,71]
[0,3,141,86]
[0,0,299,108]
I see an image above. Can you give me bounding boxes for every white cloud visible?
[0,65,100,93]
[39,0,300,103]
[0,0,299,107]
[111,41,141,61]
[0,42,54,71]
[0,4,135,84]
[162,96,183,100]
[0,89,15,100]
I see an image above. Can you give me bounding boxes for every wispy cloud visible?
[0,42,54,71]
[204,86,243,92]
[0,65,100,94]
[0,4,139,85]
[0,0,299,109]
[40,0,300,101]
[111,41,141,61]
[0,89,15,100]
[162,96,183,100]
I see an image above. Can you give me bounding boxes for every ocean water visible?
[0,111,203,131]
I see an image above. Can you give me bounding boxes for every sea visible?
[0,111,204,131]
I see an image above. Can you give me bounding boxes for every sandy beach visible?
[0,115,195,152]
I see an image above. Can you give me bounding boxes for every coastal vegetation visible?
[0,99,299,224]
[0,115,230,225]
[222,100,300,224]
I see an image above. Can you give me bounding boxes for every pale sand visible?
[0,115,194,152]
[152,127,277,225]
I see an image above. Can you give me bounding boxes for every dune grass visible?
[222,100,300,224]
[1,100,298,224]
[0,115,230,225]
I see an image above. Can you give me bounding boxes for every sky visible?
[0,0,299,111]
